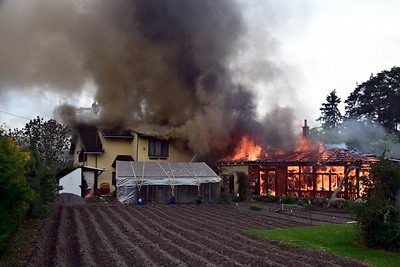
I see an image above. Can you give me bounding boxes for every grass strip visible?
[249,224,400,267]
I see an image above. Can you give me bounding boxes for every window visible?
[287,166,313,191]
[148,139,169,158]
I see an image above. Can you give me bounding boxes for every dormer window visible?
[148,139,169,158]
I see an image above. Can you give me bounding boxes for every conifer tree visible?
[318,90,342,130]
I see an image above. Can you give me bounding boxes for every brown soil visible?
[55,193,86,206]
[27,203,365,266]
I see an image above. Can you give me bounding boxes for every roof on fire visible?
[220,146,378,166]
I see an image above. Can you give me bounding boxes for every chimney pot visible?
[302,119,310,138]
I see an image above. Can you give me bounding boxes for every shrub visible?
[231,194,241,202]
[330,198,347,209]
[26,150,59,216]
[281,195,298,204]
[216,193,232,204]
[262,195,280,203]
[353,159,400,250]
[250,205,262,211]
[0,136,33,252]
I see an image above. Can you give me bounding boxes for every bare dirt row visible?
[27,203,364,266]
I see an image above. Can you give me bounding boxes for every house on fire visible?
[219,122,379,200]
[62,125,221,203]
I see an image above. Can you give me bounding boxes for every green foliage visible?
[250,224,400,266]
[231,195,241,202]
[353,159,400,250]
[250,205,262,211]
[216,193,232,204]
[280,195,298,204]
[370,132,400,159]
[9,117,71,171]
[254,195,280,203]
[318,90,342,131]
[0,136,33,252]
[345,66,400,131]
[26,150,60,216]
[237,172,249,201]
[330,198,347,209]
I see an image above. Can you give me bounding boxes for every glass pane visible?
[288,166,300,173]
[155,141,162,156]
[267,171,276,196]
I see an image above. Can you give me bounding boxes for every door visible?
[259,170,277,196]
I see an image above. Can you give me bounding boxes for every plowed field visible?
[28,203,364,266]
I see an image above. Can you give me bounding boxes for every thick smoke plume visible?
[0,0,298,158]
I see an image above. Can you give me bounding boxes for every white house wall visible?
[59,168,82,196]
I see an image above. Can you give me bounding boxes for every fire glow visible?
[229,136,262,161]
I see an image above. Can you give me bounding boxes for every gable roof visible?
[77,125,103,153]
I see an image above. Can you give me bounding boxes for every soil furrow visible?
[201,205,310,228]
[116,206,227,267]
[27,203,365,267]
[150,205,335,266]
[81,207,129,266]
[98,205,181,266]
[53,206,83,267]
[74,207,121,266]
[136,206,283,266]
[178,205,272,229]
[104,206,187,266]
[87,206,152,266]
[73,207,97,266]
[27,206,61,267]
[180,204,302,229]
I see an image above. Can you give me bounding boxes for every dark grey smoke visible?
[0,0,298,157]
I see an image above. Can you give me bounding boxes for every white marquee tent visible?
[116,161,221,203]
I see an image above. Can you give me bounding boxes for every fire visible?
[295,136,324,153]
[229,136,262,161]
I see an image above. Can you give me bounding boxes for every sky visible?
[1,0,400,129]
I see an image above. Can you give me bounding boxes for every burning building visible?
[219,120,379,200]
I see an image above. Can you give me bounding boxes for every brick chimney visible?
[302,119,310,138]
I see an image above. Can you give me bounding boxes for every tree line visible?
[316,66,400,156]
[0,117,70,252]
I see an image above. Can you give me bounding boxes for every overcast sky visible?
[1,0,399,129]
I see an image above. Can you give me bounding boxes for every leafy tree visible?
[26,150,60,215]
[353,159,400,250]
[317,90,342,130]
[370,133,400,159]
[0,136,33,252]
[345,66,400,131]
[9,117,71,170]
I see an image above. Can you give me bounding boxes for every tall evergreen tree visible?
[318,90,342,130]
[345,66,400,131]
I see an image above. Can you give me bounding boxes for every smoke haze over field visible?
[0,0,301,157]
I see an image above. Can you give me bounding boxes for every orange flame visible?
[295,136,324,153]
[229,136,262,161]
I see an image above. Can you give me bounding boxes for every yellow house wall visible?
[94,135,133,191]
[219,165,249,194]
[135,134,193,162]
[76,131,195,192]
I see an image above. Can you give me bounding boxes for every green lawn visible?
[249,224,400,267]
